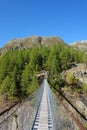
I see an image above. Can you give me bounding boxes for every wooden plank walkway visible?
[32,79,53,130]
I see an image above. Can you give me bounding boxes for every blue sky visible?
[0,0,87,47]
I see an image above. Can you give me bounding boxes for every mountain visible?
[0,36,66,55]
[70,40,87,53]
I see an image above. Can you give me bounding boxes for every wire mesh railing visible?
[0,81,44,130]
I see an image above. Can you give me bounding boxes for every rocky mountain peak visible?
[4,36,65,47]
[71,40,87,45]
[70,40,87,53]
[0,36,66,55]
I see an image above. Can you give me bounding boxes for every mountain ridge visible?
[0,36,66,54]
[70,40,87,53]
[3,36,66,47]
[1,36,87,55]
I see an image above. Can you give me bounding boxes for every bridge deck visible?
[32,79,53,130]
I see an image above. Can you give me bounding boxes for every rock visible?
[76,100,87,119]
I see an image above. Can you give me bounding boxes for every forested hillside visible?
[0,44,85,100]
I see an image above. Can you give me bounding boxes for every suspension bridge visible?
[0,77,86,130]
